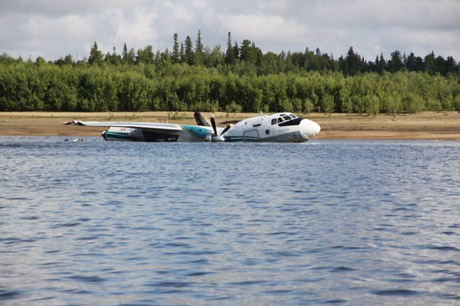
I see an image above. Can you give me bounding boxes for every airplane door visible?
[243,129,259,141]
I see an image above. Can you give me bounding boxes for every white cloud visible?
[215,13,307,44]
[0,0,147,15]
[0,0,459,61]
[306,0,460,31]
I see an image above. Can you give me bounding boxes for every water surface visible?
[0,137,459,305]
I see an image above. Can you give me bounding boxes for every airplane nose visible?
[300,119,321,140]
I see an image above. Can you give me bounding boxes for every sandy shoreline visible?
[0,111,459,140]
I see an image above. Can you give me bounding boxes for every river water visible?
[0,137,459,305]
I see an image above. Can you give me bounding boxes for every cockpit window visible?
[278,117,285,123]
[271,118,277,125]
[283,115,291,121]
[290,114,297,119]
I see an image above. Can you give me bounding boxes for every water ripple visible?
[0,287,22,301]
[1,138,459,305]
[67,275,107,283]
[372,289,422,296]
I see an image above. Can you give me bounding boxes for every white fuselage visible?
[224,113,321,142]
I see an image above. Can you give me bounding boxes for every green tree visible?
[445,56,458,74]
[302,98,315,113]
[122,43,128,62]
[0,53,16,65]
[406,52,417,71]
[240,40,261,65]
[104,47,121,65]
[233,42,239,60]
[205,45,225,67]
[453,94,460,112]
[344,47,364,75]
[321,94,335,114]
[195,30,204,65]
[388,50,404,72]
[424,51,436,74]
[225,32,236,65]
[179,43,185,63]
[136,45,154,64]
[375,53,386,74]
[172,33,180,63]
[184,36,194,65]
[88,42,103,65]
[121,43,135,64]
[35,56,46,66]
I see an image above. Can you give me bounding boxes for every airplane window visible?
[271,119,277,125]
[278,118,285,123]
[284,116,291,121]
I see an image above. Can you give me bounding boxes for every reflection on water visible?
[0,137,459,305]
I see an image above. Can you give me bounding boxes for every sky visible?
[1,0,459,62]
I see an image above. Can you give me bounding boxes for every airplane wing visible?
[66,120,192,141]
[68,120,182,131]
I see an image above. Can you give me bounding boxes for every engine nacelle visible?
[205,133,225,142]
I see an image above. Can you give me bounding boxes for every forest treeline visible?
[1,32,459,113]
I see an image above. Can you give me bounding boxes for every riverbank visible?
[0,112,459,140]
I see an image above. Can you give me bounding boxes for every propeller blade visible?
[210,117,218,136]
[194,111,211,126]
[220,124,231,136]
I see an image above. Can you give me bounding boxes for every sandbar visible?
[0,112,459,140]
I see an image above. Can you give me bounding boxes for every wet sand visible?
[0,112,459,140]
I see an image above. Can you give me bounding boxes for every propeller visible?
[206,116,228,142]
[211,116,218,136]
[194,111,211,126]
[220,124,231,135]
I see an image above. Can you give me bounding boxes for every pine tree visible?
[406,52,416,71]
[240,39,252,62]
[184,36,194,65]
[180,43,185,63]
[424,51,436,74]
[122,43,128,63]
[445,56,458,74]
[88,41,103,65]
[435,55,447,75]
[225,32,235,64]
[233,42,239,60]
[126,47,136,65]
[195,30,204,65]
[345,47,362,75]
[388,50,403,72]
[172,33,180,63]
[376,53,386,74]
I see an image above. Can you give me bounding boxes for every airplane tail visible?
[194,111,211,127]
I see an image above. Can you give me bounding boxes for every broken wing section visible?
[66,120,188,142]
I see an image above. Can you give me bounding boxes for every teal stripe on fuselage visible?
[224,136,260,142]
[181,125,211,139]
[105,131,133,140]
